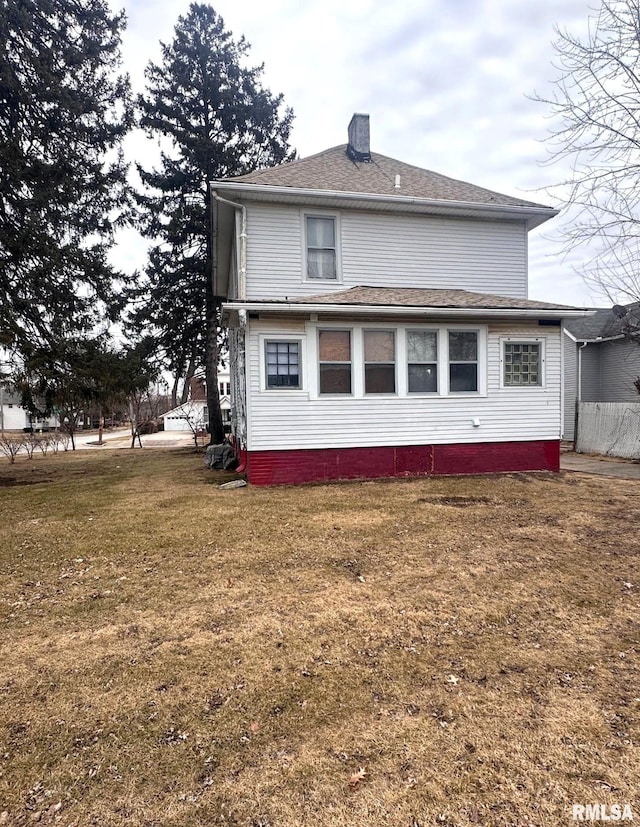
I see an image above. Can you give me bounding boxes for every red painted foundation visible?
[245,440,560,486]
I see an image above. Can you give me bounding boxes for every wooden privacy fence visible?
[576,401,640,459]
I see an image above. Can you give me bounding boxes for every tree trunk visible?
[171,375,179,409]
[180,357,197,405]
[205,297,224,444]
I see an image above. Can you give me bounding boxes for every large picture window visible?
[407,330,438,393]
[504,342,541,386]
[306,216,337,279]
[319,330,352,394]
[448,331,478,392]
[265,341,301,388]
[364,330,396,394]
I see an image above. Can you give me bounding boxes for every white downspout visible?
[577,341,588,403]
[213,192,247,300]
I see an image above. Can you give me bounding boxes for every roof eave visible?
[222,300,593,323]
[210,181,558,230]
[573,333,627,344]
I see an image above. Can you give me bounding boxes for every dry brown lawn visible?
[0,448,639,826]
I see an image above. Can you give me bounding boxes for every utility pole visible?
[0,363,8,437]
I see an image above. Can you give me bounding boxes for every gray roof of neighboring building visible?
[564,302,640,340]
[223,145,551,210]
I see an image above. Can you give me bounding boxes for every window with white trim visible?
[265,340,301,388]
[364,330,396,394]
[319,329,352,394]
[503,342,541,386]
[305,215,337,279]
[448,330,478,392]
[307,322,486,399]
[407,330,438,393]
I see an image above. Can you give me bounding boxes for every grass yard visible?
[0,449,639,826]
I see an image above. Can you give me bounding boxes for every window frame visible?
[500,337,546,389]
[317,328,353,396]
[363,328,397,395]
[302,211,342,282]
[447,328,480,394]
[261,337,305,391]
[406,327,439,395]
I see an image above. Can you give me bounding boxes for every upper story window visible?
[503,342,542,386]
[319,330,352,394]
[306,215,337,279]
[364,330,396,394]
[448,331,478,392]
[407,330,438,393]
[265,340,301,389]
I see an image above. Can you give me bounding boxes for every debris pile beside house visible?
[204,442,237,470]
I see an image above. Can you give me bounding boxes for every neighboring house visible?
[212,113,589,485]
[160,371,231,433]
[563,303,640,441]
[0,381,58,432]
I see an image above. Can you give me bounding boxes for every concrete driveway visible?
[73,428,199,450]
[561,451,640,480]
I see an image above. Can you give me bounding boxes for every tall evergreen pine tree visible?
[134,3,293,443]
[0,0,133,348]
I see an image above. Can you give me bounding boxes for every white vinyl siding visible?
[244,203,528,300]
[245,318,561,451]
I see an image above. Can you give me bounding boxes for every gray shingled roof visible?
[286,286,582,311]
[564,302,640,340]
[227,145,549,209]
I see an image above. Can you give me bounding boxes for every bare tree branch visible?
[534,0,640,304]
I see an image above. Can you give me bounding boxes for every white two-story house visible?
[211,114,589,485]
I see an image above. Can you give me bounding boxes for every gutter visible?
[211,181,558,229]
[568,333,626,344]
[222,300,594,321]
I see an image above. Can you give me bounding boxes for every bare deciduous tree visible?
[535,0,640,303]
[0,436,22,464]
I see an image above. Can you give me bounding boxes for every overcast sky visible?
[112,0,606,307]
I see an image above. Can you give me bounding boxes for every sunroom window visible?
[407,330,438,393]
[364,330,396,394]
[448,331,478,392]
[319,330,352,394]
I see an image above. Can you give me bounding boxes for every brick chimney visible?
[347,113,371,162]
[190,377,206,401]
